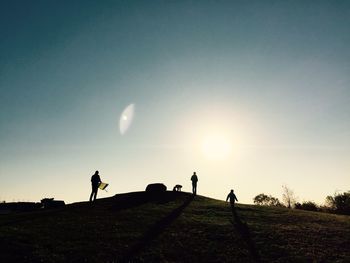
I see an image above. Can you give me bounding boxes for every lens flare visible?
[119,104,135,135]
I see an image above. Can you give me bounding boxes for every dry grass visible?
[0,192,349,262]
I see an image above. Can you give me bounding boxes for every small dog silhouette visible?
[173,184,182,191]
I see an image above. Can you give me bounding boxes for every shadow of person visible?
[122,194,194,262]
[230,205,261,262]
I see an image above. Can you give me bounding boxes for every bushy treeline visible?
[253,191,350,215]
[294,201,318,211]
[324,191,350,215]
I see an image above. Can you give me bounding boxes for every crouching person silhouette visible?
[173,185,182,191]
[226,189,238,207]
[89,170,102,202]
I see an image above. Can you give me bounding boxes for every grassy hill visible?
[0,191,349,262]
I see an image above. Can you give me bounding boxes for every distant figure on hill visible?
[226,189,238,207]
[191,172,198,195]
[89,170,102,202]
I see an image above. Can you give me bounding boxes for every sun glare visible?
[201,135,232,160]
[119,103,135,135]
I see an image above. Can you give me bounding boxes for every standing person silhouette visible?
[191,172,198,195]
[226,189,238,207]
[89,170,102,202]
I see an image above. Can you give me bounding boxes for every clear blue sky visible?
[1,0,349,204]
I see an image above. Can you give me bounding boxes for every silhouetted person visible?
[89,170,102,202]
[191,172,198,195]
[226,189,238,207]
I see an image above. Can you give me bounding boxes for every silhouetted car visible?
[145,183,167,193]
[41,198,65,209]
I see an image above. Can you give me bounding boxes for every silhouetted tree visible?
[282,185,296,209]
[253,193,282,206]
[325,191,350,215]
[325,195,335,209]
[254,193,268,205]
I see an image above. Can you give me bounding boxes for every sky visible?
[1,0,349,204]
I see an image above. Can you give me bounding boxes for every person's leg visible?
[89,186,94,202]
[93,188,98,201]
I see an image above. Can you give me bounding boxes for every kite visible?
[99,182,109,191]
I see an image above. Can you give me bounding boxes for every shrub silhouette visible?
[253,193,282,206]
[295,201,318,211]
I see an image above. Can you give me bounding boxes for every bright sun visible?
[201,134,232,160]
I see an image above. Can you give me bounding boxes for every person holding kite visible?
[89,170,102,202]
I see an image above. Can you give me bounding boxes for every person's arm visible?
[235,195,238,202]
[226,194,229,202]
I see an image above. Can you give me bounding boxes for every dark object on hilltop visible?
[173,185,182,191]
[41,198,65,209]
[90,170,102,202]
[191,172,198,195]
[145,184,168,203]
[146,183,167,193]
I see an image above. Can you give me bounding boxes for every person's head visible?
[94,170,99,175]
[193,172,196,175]
[231,189,234,193]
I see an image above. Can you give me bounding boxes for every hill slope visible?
[0,191,349,262]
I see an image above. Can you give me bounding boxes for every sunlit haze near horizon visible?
[1,1,349,204]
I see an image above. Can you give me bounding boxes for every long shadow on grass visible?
[112,191,179,211]
[230,206,261,262]
[121,193,195,262]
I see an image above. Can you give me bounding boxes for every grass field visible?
[0,191,349,262]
